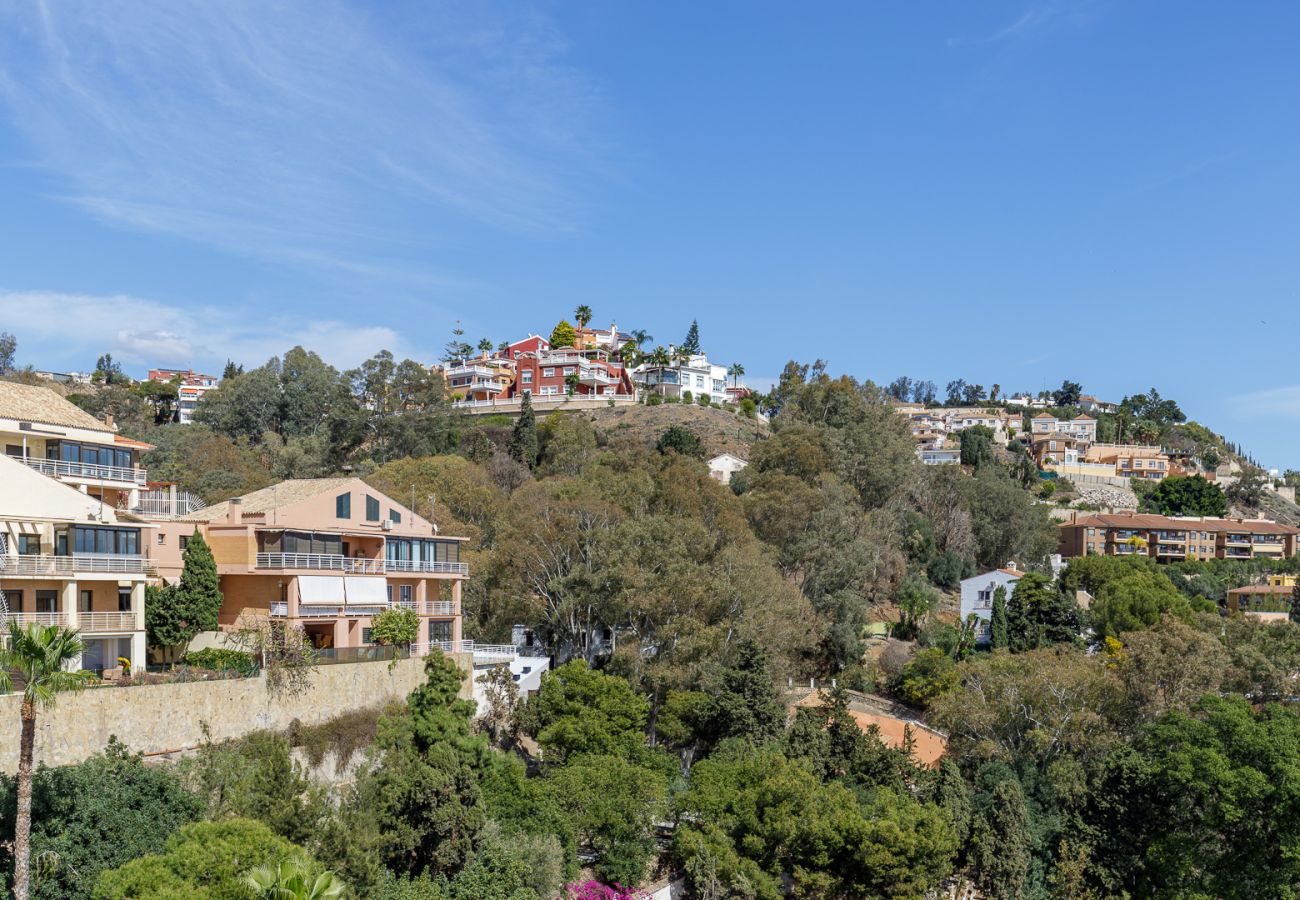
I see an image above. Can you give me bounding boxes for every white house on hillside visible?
[960,564,1023,645]
[708,453,748,485]
[633,351,729,405]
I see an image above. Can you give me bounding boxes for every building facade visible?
[707,453,748,485]
[960,566,1023,645]
[147,369,220,424]
[1059,512,1300,562]
[0,381,151,511]
[0,455,148,674]
[149,478,467,657]
[1031,413,1097,443]
[633,352,728,405]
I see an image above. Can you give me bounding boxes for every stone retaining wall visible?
[0,652,474,774]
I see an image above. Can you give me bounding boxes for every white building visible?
[0,454,149,674]
[1030,413,1097,444]
[148,369,221,425]
[959,565,1023,644]
[634,351,729,405]
[708,453,748,485]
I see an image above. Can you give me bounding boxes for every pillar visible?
[286,578,300,618]
[333,617,349,650]
[61,581,78,629]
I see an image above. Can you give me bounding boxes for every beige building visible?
[149,479,467,656]
[0,455,148,674]
[1059,511,1300,563]
[0,381,151,511]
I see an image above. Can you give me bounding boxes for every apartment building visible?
[147,368,220,424]
[149,478,467,656]
[1031,413,1097,443]
[574,321,635,355]
[510,346,635,402]
[1059,512,1300,563]
[1226,574,1298,621]
[0,381,151,511]
[0,455,149,674]
[1084,444,1177,481]
[445,354,516,402]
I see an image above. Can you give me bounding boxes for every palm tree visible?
[0,622,95,900]
[727,362,745,388]
[574,305,593,329]
[246,859,347,899]
[629,328,653,349]
[648,346,671,368]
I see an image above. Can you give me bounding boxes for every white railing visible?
[398,600,460,615]
[0,555,148,576]
[447,364,500,378]
[255,553,468,577]
[130,492,206,519]
[21,457,147,485]
[270,600,461,617]
[8,612,68,628]
[79,611,138,632]
[385,559,469,576]
[429,639,517,661]
[452,394,636,410]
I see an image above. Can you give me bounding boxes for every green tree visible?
[0,332,16,374]
[93,819,314,900]
[0,622,96,900]
[246,858,347,899]
[970,777,1032,900]
[891,648,959,708]
[655,424,702,458]
[1005,573,1082,651]
[989,586,1009,650]
[222,359,242,380]
[1051,380,1083,407]
[370,607,420,655]
[574,305,593,329]
[699,641,787,748]
[147,531,224,661]
[959,425,996,468]
[681,319,701,354]
[0,739,203,900]
[1141,475,1227,517]
[518,661,649,763]
[1091,570,1198,638]
[549,320,578,349]
[508,393,539,469]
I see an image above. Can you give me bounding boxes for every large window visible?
[429,620,453,643]
[36,590,57,614]
[366,495,380,522]
[49,441,133,470]
[258,531,343,556]
[17,535,40,555]
[72,525,140,556]
[386,539,461,566]
[336,492,351,519]
[389,509,402,524]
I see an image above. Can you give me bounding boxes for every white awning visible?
[298,575,345,605]
[344,576,388,606]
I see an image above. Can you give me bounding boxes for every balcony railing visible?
[398,600,460,616]
[0,555,148,576]
[79,611,138,632]
[269,599,461,618]
[430,639,517,661]
[254,553,469,577]
[5,612,68,628]
[21,457,147,486]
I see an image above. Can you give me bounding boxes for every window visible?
[80,589,93,612]
[156,533,166,546]
[362,627,374,645]
[695,375,705,388]
[387,584,394,603]
[118,587,132,612]
[521,370,533,383]
[336,492,351,518]
[563,366,575,375]
[400,584,413,604]
[17,535,40,555]
[36,590,58,614]
[390,509,402,525]
[72,525,140,556]
[365,495,380,522]
[179,535,189,551]
[429,620,453,643]
[5,590,21,611]
[542,367,555,377]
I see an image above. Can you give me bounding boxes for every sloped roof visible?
[0,381,113,433]
[1064,512,1300,536]
[178,478,355,523]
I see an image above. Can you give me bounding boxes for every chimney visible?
[226,496,243,524]
[1005,561,1018,572]
[104,414,115,430]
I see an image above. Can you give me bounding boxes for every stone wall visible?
[0,652,474,774]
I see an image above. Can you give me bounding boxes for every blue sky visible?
[1,1,1298,467]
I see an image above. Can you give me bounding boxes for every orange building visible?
[150,478,466,655]
[1059,511,1300,563]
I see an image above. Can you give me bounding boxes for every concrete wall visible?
[0,652,474,774]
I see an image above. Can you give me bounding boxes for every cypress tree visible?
[178,529,223,634]
[681,319,701,354]
[972,778,1032,900]
[989,585,1009,650]
[509,393,539,469]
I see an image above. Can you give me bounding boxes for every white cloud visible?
[0,1,604,278]
[948,0,1100,47]
[0,289,416,372]
[1232,385,1300,421]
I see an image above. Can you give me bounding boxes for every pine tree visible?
[221,360,241,380]
[681,319,701,354]
[509,393,539,469]
[178,530,223,634]
[1290,582,1300,624]
[989,586,1009,650]
[972,778,1032,900]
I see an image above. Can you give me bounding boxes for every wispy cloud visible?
[948,0,1100,47]
[0,289,414,372]
[1232,385,1300,421]
[0,1,604,278]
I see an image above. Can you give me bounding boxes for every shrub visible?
[647,394,663,407]
[182,647,257,675]
[697,394,710,407]
[739,398,757,419]
[288,706,386,769]
[890,648,959,708]
[370,607,420,648]
[655,425,703,459]
[682,390,693,404]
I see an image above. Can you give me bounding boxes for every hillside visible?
[562,402,767,459]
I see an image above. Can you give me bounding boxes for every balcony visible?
[0,555,148,576]
[446,364,500,379]
[430,639,518,662]
[254,553,469,577]
[398,600,460,616]
[21,457,147,486]
[79,611,138,632]
[1156,545,1186,557]
[1225,536,1252,546]
[269,599,461,618]
[5,612,68,628]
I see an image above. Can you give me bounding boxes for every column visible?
[451,580,463,644]
[286,577,300,618]
[62,580,79,630]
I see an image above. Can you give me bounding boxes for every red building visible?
[506,346,634,400]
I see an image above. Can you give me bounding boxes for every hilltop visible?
[563,402,766,459]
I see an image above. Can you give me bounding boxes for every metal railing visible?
[21,457,147,485]
[270,600,461,617]
[429,639,518,661]
[7,612,68,627]
[0,555,148,576]
[79,611,138,632]
[452,394,636,410]
[255,553,468,577]
[130,492,207,519]
[398,600,460,615]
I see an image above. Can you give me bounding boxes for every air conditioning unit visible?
[382,519,394,531]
